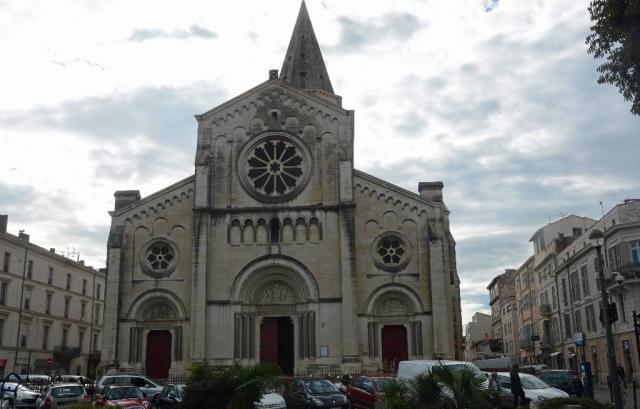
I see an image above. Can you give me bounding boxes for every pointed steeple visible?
[280,1,335,94]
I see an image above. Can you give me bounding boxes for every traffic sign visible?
[47,358,53,368]
[574,332,584,347]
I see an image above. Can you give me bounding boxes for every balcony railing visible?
[519,338,535,349]
[539,303,552,316]
[53,345,81,359]
[605,264,640,287]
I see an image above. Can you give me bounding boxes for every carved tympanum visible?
[142,302,176,320]
[257,282,295,304]
[377,298,408,316]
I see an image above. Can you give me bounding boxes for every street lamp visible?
[589,228,624,409]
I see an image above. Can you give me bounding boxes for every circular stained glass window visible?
[373,233,411,272]
[238,133,312,202]
[140,239,179,278]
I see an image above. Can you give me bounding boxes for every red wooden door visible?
[381,325,408,372]
[260,318,278,365]
[146,330,172,379]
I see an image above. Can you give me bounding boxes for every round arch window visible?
[372,233,411,272]
[238,132,312,203]
[140,238,179,278]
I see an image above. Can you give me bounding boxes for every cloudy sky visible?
[1,0,638,324]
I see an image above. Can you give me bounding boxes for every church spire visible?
[280,1,334,94]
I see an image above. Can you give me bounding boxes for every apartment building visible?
[487,269,519,356]
[465,312,492,361]
[515,256,537,365]
[0,215,105,378]
[552,200,640,383]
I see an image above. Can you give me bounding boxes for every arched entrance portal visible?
[146,330,172,379]
[260,317,294,375]
[382,325,408,371]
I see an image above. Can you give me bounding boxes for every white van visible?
[397,360,483,383]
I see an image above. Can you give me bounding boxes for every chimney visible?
[418,181,444,202]
[18,230,30,242]
[0,215,7,233]
[49,248,56,253]
[114,190,141,211]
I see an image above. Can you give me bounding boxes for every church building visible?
[101,2,462,377]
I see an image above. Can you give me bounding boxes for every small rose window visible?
[373,233,410,272]
[377,237,406,266]
[141,239,178,278]
[147,244,174,271]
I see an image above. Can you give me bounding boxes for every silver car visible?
[0,383,40,409]
[35,383,88,409]
[97,374,163,399]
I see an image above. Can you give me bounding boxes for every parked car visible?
[537,370,578,395]
[284,378,348,409]
[96,385,150,408]
[54,375,90,385]
[0,382,41,409]
[96,374,163,398]
[35,383,89,409]
[397,360,483,383]
[485,372,569,408]
[18,375,51,385]
[255,391,286,409]
[346,376,392,409]
[150,384,186,409]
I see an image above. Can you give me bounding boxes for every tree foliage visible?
[383,363,490,409]
[586,0,640,115]
[181,363,281,409]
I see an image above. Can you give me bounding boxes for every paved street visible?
[593,385,639,409]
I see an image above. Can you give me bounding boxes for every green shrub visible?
[538,397,614,409]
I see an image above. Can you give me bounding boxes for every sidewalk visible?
[593,384,639,409]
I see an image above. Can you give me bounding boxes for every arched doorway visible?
[146,330,172,379]
[260,317,294,375]
[382,325,408,371]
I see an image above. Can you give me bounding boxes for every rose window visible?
[246,138,304,197]
[146,244,174,271]
[377,237,406,266]
[373,233,411,272]
[140,239,179,278]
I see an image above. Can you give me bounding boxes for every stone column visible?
[429,234,452,357]
[101,225,124,372]
[190,211,208,362]
[338,205,360,365]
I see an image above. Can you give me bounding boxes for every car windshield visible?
[107,387,143,400]
[144,377,161,387]
[52,386,84,398]
[303,380,339,394]
[1,384,31,393]
[374,378,392,390]
[521,376,550,390]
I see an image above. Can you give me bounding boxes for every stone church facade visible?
[101,2,462,377]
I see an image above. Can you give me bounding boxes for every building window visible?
[564,313,572,339]
[573,228,582,237]
[96,284,101,299]
[46,292,52,314]
[0,281,7,305]
[81,301,87,321]
[618,293,626,322]
[64,297,70,318]
[27,260,33,279]
[2,252,10,273]
[82,279,87,295]
[586,305,596,332]
[42,326,49,349]
[94,305,101,324]
[0,319,4,346]
[551,286,557,309]
[92,333,98,352]
[574,309,582,333]
[20,334,27,348]
[48,267,53,284]
[561,278,568,307]
[78,330,84,352]
[61,328,68,347]
[24,288,32,310]
[580,266,590,297]
[66,274,71,290]
[570,270,581,301]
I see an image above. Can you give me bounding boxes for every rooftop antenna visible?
[599,201,605,217]
[61,247,81,262]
